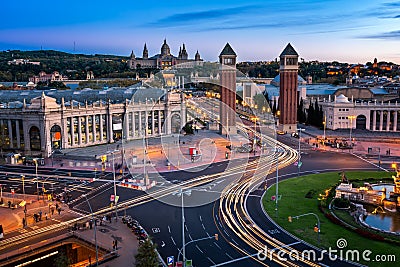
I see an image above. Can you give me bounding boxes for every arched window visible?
[50,125,62,149]
[29,126,41,151]
[171,114,181,134]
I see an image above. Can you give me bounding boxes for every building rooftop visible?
[0,87,168,107]
[219,43,236,56]
[280,43,298,57]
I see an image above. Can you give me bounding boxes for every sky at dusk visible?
[2,0,400,63]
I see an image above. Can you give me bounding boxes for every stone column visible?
[372,110,377,131]
[379,111,383,131]
[394,111,398,132]
[71,118,75,146]
[77,117,82,145]
[85,116,90,143]
[138,111,142,136]
[386,111,391,131]
[99,115,104,142]
[145,111,148,136]
[158,110,162,135]
[131,112,135,137]
[124,112,129,139]
[108,113,114,143]
[8,119,13,148]
[93,115,97,142]
[151,110,155,136]
[16,119,20,148]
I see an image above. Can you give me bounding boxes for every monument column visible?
[219,43,237,136]
[278,43,299,133]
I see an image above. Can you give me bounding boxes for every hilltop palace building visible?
[0,88,186,158]
[128,39,202,70]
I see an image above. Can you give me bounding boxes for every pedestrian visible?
[22,218,26,227]
[51,206,55,215]
[115,239,118,249]
[112,240,115,250]
[39,210,42,221]
[88,255,91,266]
[56,203,59,210]
[57,207,61,215]
[45,213,48,220]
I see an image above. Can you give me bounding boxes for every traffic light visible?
[214,233,218,241]
[101,155,107,163]
[288,216,292,222]
[391,163,397,170]
[314,225,319,233]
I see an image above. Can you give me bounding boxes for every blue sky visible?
[1,0,400,63]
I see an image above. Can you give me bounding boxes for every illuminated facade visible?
[128,39,202,70]
[0,89,186,158]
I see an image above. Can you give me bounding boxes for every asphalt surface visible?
[0,134,390,267]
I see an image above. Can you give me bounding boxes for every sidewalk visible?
[73,219,139,267]
[0,193,76,237]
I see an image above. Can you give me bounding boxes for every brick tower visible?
[219,43,237,136]
[279,43,299,133]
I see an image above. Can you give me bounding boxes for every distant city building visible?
[7,59,40,66]
[0,88,186,157]
[29,71,67,84]
[128,39,203,70]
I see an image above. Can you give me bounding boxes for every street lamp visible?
[348,115,356,147]
[21,175,25,199]
[82,194,98,266]
[176,188,191,267]
[297,128,305,177]
[322,114,326,144]
[107,150,120,221]
[33,159,39,200]
[275,148,279,218]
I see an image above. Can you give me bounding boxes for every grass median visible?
[262,171,399,267]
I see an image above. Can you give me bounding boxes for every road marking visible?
[201,223,206,230]
[199,215,202,222]
[223,229,229,237]
[171,236,176,245]
[207,257,216,264]
[196,245,203,253]
[185,224,188,232]
[225,253,233,260]
[214,242,221,249]
[188,234,193,241]
[152,228,160,234]
[168,225,171,233]
[231,238,238,246]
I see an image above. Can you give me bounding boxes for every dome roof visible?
[335,94,350,103]
[271,74,305,86]
[161,39,171,56]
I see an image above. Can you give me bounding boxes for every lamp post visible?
[348,115,356,147]
[323,114,326,144]
[297,128,305,177]
[176,188,191,267]
[107,150,119,221]
[33,159,39,200]
[21,175,25,200]
[82,194,98,266]
[275,148,279,218]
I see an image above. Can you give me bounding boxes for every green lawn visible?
[263,171,399,267]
